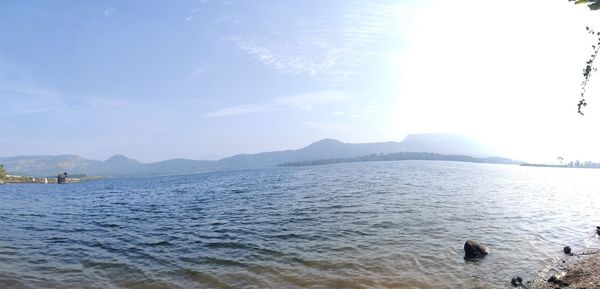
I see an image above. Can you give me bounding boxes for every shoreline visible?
[521,163,600,170]
[525,231,600,289]
[2,175,103,184]
[529,251,600,288]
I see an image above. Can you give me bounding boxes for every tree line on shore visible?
[568,0,600,114]
[280,152,520,167]
[0,164,6,183]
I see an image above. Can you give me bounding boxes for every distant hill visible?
[0,155,102,176]
[0,133,506,177]
[0,154,214,177]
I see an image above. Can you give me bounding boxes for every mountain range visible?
[0,133,511,177]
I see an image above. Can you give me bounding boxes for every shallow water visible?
[1,161,599,289]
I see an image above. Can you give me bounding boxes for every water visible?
[1,161,600,289]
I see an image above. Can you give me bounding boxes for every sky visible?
[1,0,600,163]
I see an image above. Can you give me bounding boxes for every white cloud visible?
[203,103,275,118]
[332,104,380,119]
[9,106,64,114]
[0,79,64,99]
[103,8,116,17]
[0,77,131,114]
[203,90,348,118]
[184,13,197,22]
[184,8,203,22]
[273,90,347,110]
[228,2,408,82]
[228,35,341,77]
[71,96,131,110]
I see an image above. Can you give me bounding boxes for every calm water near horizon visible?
[1,161,600,289]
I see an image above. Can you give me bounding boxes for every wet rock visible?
[557,280,570,287]
[511,276,523,287]
[547,275,570,287]
[464,240,488,259]
[596,226,600,235]
[563,246,571,255]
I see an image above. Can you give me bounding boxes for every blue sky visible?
[1,0,412,161]
[2,0,600,163]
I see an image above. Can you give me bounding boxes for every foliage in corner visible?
[570,0,600,114]
[569,0,600,10]
[577,27,600,115]
[0,164,6,182]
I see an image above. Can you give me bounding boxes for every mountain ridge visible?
[0,133,507,177]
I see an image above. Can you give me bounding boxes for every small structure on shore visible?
[57,172,68,184]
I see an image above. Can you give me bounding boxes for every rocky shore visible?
[515,228,600,289]
[530,250,600,289]
[464,229,600,288]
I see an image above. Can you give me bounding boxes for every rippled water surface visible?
[1,161,600,289]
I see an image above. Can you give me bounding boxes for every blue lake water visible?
[1,161,600,289]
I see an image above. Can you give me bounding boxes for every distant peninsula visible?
[280,152,520,167]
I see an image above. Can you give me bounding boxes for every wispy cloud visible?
[9,106,65,114]
[332,104,381,119]
[185,65,210,80]
[184,5,208,22]
[184,9,199,22]
[0,79,64,100]
[303,121,353,132]
[203,103,274,118]
[0,76,131,114]
[228,2,408,82]
[228,36,341,77]
[70,95,132,110]
[273,90,347,109]
[203,90,348,118]
[103,8,116,17]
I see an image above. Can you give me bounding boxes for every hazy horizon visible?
[0,133,494,163]
[2,0,600,164]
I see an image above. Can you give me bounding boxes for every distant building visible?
[57,172,68,184]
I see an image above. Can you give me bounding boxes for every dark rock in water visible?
[596,226,600,235]
[464,240,488,259]
[547,275,558,283]
[510,276,523,287]
[563,246,571,255]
